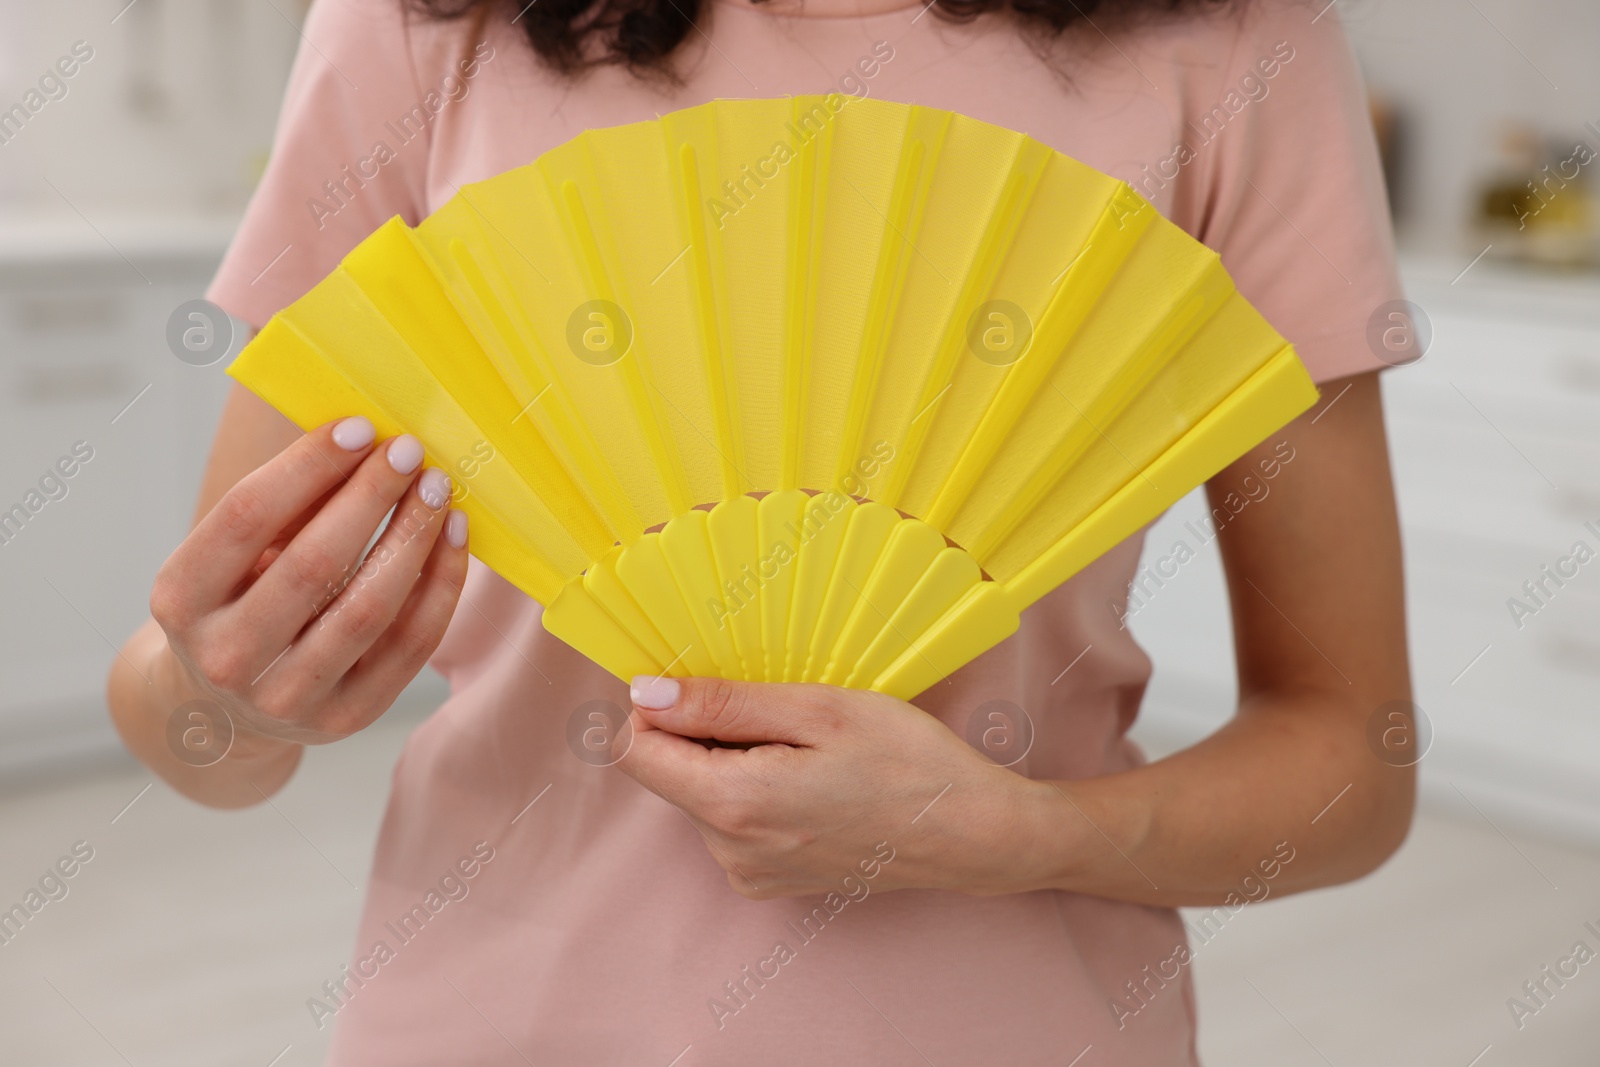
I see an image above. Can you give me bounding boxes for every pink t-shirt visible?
[208,0,1399,1062]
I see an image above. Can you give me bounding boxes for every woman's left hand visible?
[617,676,1053,900]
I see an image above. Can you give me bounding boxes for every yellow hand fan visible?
[229,95,1317,700]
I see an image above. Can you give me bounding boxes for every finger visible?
[616,721,725,804]
[254,481,343,563]
[617,729,765,895]
[231,433,441,653]
[337,509,470,712]
[617,720,792,832]
[163,417,378,616]
[250,466,452,714]
[628,676,848,746]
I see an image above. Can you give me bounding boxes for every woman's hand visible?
[110,408,470,808]
[150,416,468,747]
[618,676,1054,900]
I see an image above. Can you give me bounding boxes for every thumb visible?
[628,675,841,746]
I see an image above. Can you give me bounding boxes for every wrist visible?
[949,772,1081,896]
[142,625,303,774]
[1013,777,1093,894]
[1034,777,1159,898]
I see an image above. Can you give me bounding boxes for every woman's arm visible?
[616,370,1414,905]
[1031,369,1414,904]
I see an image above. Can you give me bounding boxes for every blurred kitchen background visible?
[1,0,1598,1064]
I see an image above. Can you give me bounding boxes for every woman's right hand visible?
[148,415,468,751]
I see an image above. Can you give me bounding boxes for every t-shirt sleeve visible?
[1178,1,1403,384]
[207,0,432,328]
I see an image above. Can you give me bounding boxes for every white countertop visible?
[1400,250,1600,325]
[0,211,240,266]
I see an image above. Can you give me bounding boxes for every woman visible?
[108,0,1413,1061]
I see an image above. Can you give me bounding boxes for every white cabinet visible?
[1129,257,1600,843]
[0,227,233,772]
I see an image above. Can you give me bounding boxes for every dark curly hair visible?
[407,0,1236,81]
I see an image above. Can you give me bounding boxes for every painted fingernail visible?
[630,675,680,710]
[331,416,375,452]
[418,468,452,510]
[387,434,424,475]
[445,509,468,548]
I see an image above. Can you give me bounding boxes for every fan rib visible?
[551,172,694,518]
[1002,343,1315,608]
[542,579,661,680]
[832,109,949,495]
[822,518,945,685]
[924,184,1152,534]
[439,235,636,553]
[781,492,856,681]
[350,232,614,569]
[870,580,1022,699]
[583,551,679,666]
[673,140,746,500]
[780,97,822,492]
[878,139,1052,510]
[844,546,981,689]
[660,509,745,677]
[431,209,648,550]
[971,253,1237,561]
[802,502,900,682]
[758,490,808,681]
[707,496,763,679]
[615,534,721,676]
[433,235,544,414]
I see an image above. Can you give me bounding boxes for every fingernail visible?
[387,434,424,475]
[445,509,468,548]
[418,468,452,510]
[331,416,375,452]
[630,675,680,710]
